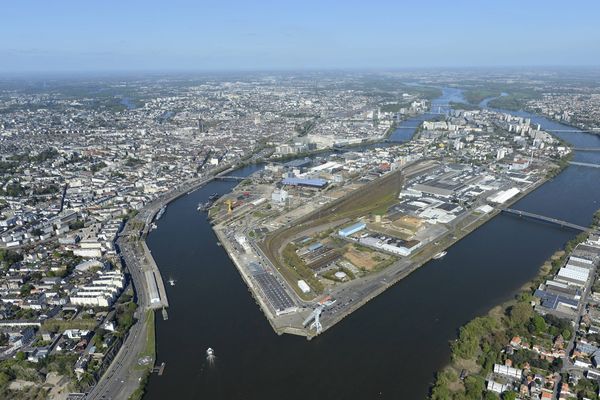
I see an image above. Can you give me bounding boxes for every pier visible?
[153,362,166,376]
[502,208,591,232]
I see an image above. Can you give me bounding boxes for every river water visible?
[143,88,600,399]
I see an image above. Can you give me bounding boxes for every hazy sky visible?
[2,0,600,72]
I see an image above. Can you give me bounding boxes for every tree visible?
[464,376,485,399]
[15,351,26,361]
[20,283,33,297]
[530,314,548,334]
[484,392,499,400]
[509,302,533,327]
[501,391,518,400]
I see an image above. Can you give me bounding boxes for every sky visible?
[2,0,600,73]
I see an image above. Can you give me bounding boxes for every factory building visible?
[281,177,328,188]
[338,222,366,237]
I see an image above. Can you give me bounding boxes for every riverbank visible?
[429,210,600,400]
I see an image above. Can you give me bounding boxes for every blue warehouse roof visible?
[281,177,328,188]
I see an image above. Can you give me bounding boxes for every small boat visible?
[197,201,211,212]
[206,347,214,357]
[168,278,175,286]
[209,193,220,201]
[156,205,167,220]
[433,251,447,260]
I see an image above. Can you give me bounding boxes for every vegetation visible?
[0,249,23,266]
[42,318,98,333]
[0,182,27,197]
[125,157,145,167]
[282,244,324,295]
[69,219,85,230]
[463,89,503,104]
[428,214,598,400]
[295,118,318,136]
[91,161,107,173]
[128,369,151,400]
[546,151,573,178]
[115,300,138,335]
[449,102,480,111]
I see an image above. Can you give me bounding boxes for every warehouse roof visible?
[281,177,328,188]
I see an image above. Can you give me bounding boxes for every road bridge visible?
[547,128,600,133]
[213,175,247,181]
[568,161,600,169]
[502,208,591,232]
[573,148,600,152]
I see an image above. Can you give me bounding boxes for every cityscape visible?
[2,1,600,400]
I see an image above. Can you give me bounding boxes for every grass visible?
[143,310,155,357]
[42,318,98,333]
[281,244,323,297]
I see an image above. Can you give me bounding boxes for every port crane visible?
[302,298,336,334]
[225,199,234,214]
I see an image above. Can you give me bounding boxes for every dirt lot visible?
[342,245,392,271]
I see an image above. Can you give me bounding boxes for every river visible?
[143,88,600,399]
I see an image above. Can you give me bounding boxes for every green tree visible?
[502,391,517,400]
[509,302,533,327]
[484,392,499,400]
[530,314,548,334]
[464,376,485,399]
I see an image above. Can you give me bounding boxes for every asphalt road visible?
[85,236,150,400]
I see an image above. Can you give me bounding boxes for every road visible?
[85,232,151,399]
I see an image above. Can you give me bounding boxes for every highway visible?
[85,226,152,399]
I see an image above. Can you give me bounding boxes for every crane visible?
[302,298,336,335]
[225,199,234,214]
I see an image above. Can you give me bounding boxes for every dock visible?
[153,362,166,376]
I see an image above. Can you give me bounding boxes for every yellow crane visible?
[225,199,234,214]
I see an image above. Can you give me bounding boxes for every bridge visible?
[547,128,600,133]
[568,161,600,169]
[573,148,600,152]
[213,175,247,181]
[502,208,592,232]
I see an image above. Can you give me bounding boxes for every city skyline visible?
[3,0,600,72]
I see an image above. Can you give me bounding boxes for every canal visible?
[143,89,600,399]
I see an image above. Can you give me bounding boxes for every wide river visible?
[144,88,600,399]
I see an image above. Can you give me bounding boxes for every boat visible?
[168,278,175,286]
[197,201,211,212]
[433,251,447,260]
[206,347,214,357]
[209,193,220,201]
[156,205,167,220]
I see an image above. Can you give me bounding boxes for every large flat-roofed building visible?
[281,177,328,188]
[338,222,366,237]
